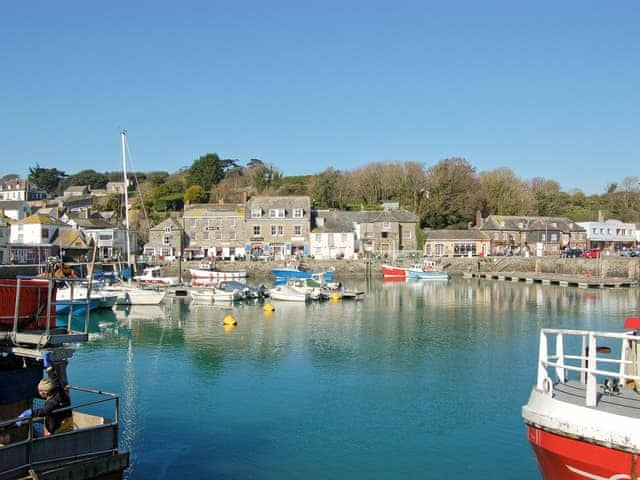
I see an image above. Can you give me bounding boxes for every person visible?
[17,352,74,435]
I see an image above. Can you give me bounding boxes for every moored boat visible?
[189,260,247,281]
[134,265,180,286]
[522,318,640,479]
[269,284,310,302]
[271,263,335,282]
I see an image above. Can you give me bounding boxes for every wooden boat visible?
[522,317,640,479]
[383,260,449,280]
[189,261,247,281]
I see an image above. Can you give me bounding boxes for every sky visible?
[1,0,638,195]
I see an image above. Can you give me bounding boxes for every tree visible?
[184,185,209,203]
[186,153,225,192]
[28,164,67,194]
[529,177,562,216]
[423,157,479,229]
[479,168,532,216]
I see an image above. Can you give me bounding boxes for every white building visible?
[577,218,636,251]
[0,200,30,221]
[310,210,357,260]
[8,213,70,264]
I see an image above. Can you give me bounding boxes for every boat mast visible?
[121,130,131,272]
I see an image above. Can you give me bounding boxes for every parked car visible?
[621,248,640,257]
[581,248,601,259]
[560,248,583,258]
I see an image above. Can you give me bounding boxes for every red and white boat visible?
[381,264,409,278]
[522,318,640,480]
[189,261,247,282]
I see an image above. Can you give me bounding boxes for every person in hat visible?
[17,352,73,435]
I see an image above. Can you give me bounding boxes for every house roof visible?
[356,209,419,224]
[183,203,245,217]
[20,213,67,226]
[245,196,311,218]
[480,215,584,232]
[149,217,183,231]
[0,200,28,209]
[53,229,90,249]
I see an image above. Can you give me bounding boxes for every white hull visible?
[189,268,247,280]
[269,285,309,302]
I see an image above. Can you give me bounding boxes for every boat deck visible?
[554,379,640,418]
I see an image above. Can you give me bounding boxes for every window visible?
[269,208,285,218]
[215,231,222,241]
[191,219,197,228]
[294,225,302,236]
[382,222,392,231]
[271,225,284,236]
[216,219,223,229]
[203,232,209,240]
[251,208,262,218]
[42,228,49,239]
[403,230,412,239]
[229,218,236,228]
[163,236,171,246]
[164,226,172,233]
[229,231,236,241]
[293,208,304,218]
[253,226,261,236]
[328,234,335,247]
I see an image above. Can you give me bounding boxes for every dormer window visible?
[251,208,262,219]
[382,222,392,231]
[293,208,304,218]
[269,208,285,218]
[164,226,172,233]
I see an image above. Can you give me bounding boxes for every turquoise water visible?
[68,278,640,479]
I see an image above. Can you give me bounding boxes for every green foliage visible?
[186,153,225,192]
[58,170,109,194]
[28,164,67,194]
[184,185,209,203]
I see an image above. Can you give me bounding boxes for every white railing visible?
[537,328,640,407]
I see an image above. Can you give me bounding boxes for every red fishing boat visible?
[381,264,409,278]
[522,318,640,479]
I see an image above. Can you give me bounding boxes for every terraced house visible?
[245,196,311,259]
[182,202,247,260]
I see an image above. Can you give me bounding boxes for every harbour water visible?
[68,277,640,479]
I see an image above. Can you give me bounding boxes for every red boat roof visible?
[624,317,640,329]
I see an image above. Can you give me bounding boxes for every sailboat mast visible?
[121,130,131,268]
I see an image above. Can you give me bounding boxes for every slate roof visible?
[149,217,183,231]
[480,215,584,232]
[183,203,245,216]
[20,213,67,226]
[53,229,90,249]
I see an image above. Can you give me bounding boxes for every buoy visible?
[263,303,275,313]
[223,314,237,326]
[331,292,341,301]
[223,324,236,333]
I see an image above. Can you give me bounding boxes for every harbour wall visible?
[2,256,638,280]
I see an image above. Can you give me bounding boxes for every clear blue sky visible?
[1,0,637,195]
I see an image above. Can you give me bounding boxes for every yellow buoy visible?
[223,314,237,326]
[263,303,275,313]
[331,292,341,301]
[223,324,236,333]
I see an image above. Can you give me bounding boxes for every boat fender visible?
[263,303,275,313]
[223,314,237,326]
[542,377,552,395]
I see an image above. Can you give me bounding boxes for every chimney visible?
[475,211,483,228]
[598,210,604,223]
[242,191,248,204]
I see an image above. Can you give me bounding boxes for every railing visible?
[536,328,640,407]
[0,386,121,478]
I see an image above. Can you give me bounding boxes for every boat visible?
[522,317,640,480]
[382,260,449,280]
[134,265,180,286]
[0,275,129,478]
[285,278,326,300]
[269,284,310,302]
[271,262,335,282]
[218,280,267,299]
[190,287,242,303]
[189,260,247,281]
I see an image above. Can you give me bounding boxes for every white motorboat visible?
[134,266,180,286]
[269,284,310,302]
[190,287,241,303]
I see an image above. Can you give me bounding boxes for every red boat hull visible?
[526,425,638,479]
[381,265,407,278]
[0,279,56,330]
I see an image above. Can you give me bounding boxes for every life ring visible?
[542,377,552,394]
